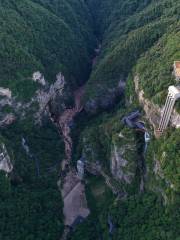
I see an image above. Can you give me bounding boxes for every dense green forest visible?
[85,0,180,109]
[72,0,180,239]
[0,1,95,239]
[0,0,95,100]
[0,0,179,239]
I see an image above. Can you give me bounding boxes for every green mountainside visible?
[0,1,95,239]
[0,0,95,100]
[0,0,179,239]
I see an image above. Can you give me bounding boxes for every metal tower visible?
[158,86,180,133]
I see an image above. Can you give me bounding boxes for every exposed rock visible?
[0,72,65,125]
[32,71,46,86]
[111,144,134,184]
[35,73,65,123]
[0,114,16,127]
[0,144,13,173]
[22,137,31,156]
[77,159,85,180]
[52,84,90,233]
[171,109,180,128]
[0,87,12,98]
[0,98,12,107]
[134,75,180,130]
[108,215,115,235]
[57,86,85,170]
[134,75,161,130]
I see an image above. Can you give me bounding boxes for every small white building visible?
[173,61,180,81]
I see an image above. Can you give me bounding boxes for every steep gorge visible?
[0,1,179,240]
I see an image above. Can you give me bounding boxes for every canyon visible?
[0,1,179,240]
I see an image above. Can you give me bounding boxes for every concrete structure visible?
[173,61,180,81]
[158,86,180,133]
[122,110,145,131]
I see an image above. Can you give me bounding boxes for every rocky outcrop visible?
[32,71,46,86]
[0,114,16,128]
[134,75,180,130]
[0,72,67,128]
[111,144,135,184]
[133,75,180,201]
[0,87,12,98]
[0,143,13,173]
[171,109,180,128]
[35,73,65,123]
[50,83,90,236]
[134,75,161,129]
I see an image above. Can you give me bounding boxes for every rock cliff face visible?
[32,72,46,86]
[79,113,140,195]
[110,131,137,185]
[171,109,180,128]
[134,75,180,130]
[0,71,67,131]
[0,143,13,173]
[35,72,66,123]
[132,74,180,202]
[0,87,12,98]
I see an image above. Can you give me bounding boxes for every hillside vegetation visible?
[0,1,95,239]
[85,0,180,108]
[72,0,180,239]
[0,0,179,239]
[0,0,95,100]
